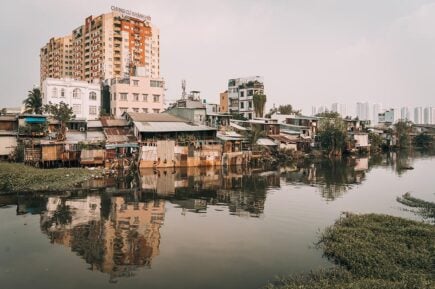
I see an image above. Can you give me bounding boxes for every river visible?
[0,151,434,289]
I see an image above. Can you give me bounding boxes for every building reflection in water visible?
[9,152,431,282]
[39,195,165,282]
[139,166,279,217]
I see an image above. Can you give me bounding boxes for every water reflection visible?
[38,195,164,281]
[6,151,434,283]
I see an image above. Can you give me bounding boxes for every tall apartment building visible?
[331,103,347,117]
[40,9,160,84]
[414,107,423,124]
[227,76,264,120]
[40,36,74,84]
[372,103,382,125]
[423,106,435,124]
[400,106,410,121]
[356,102,370,121]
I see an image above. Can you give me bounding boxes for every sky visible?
[1,0,435,115]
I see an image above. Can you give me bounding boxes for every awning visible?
[256,138,278,146]
[106,143,139,149]
[25,117,46,124]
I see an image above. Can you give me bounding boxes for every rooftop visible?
[134,121,216,133]
[126,112,186,123]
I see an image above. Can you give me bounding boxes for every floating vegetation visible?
[397,192,435,222]
[266,213,435,289]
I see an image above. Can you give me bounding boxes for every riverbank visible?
[266,212,434,289]
[0,162,103,194]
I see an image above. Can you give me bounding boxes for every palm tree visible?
[23,88,42,114]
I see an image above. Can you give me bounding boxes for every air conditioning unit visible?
[79,127,85,132]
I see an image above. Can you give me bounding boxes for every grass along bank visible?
[0,162,103,193]
[267,203,435,288]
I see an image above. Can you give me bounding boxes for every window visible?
[112,93,116,101]
[133,80,139,86]
[248,101,252,108]
[153,94,160,102]
[120,107,128,114]
[133,108,139,112]
[247,90,253,96]
[240,102,244,109]
[150,80,163,87]
[73,104,81,114]
[133,93,139,101]
[240,91,244,97]
[52,87,57,98]
[89,91,97,100]
[120,93,128,101]
[142,108,148,113]
[60,88,65,98]
[142,94,148,102]
[89,106,97,115]
[153,109,160,113]
[73,88,81,99]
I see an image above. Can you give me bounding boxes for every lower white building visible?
[41,78,101,120]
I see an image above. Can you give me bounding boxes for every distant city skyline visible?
[1,1,435,114]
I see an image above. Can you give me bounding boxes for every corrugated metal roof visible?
[0,116,17,121]
[134,121,216,133]
[127,112,186,122]
[256,138,278,146]
[100,118,128,127]
[216,131,244,141]
[87,120,102,128]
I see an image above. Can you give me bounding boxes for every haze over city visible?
[1,0,435,114]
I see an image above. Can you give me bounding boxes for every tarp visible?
[25,117,46,124]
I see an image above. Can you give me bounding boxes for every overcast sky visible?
[1,0,435,114]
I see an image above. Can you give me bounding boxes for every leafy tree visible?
[394,120,412,149]
[317,114,347,157]
[244,125,266,146]
[43,101,75,140]
[368,132,383,152]
[266,104,301,117]
[414,132,433,149]
[316,111,341,118]
[253,93,267,118]
[23,88,43,114]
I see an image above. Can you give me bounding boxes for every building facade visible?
[40,35,74,84]
[42,78,101,120]
[414,107,422,124]
[356,102,370,121]
[109,76,164,117]
[219,91,228,113]
[423,106,434,124]
[227,76,264,120]
[40,10,160,84]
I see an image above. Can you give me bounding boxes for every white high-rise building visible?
[423,107,435,124]
[331,103,338,113]
[356,102,370,121]
[372,103,382,125]
[311,106,317,116]
[400,107,410,121]
[414,107,422,124]
[339,104,347,118]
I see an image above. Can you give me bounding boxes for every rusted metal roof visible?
[100,118,128,127]
[127,112,186,122]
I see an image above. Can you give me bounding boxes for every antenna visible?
[181,79,186,99]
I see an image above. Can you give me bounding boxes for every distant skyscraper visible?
[356,102,370,120]
[311,106,317,116]
[400,107,410,121]
[423,107,435,124]
[331,103,338,113]
[372,103,382,125]
[339,104,347,118]
[414,107,422,124]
